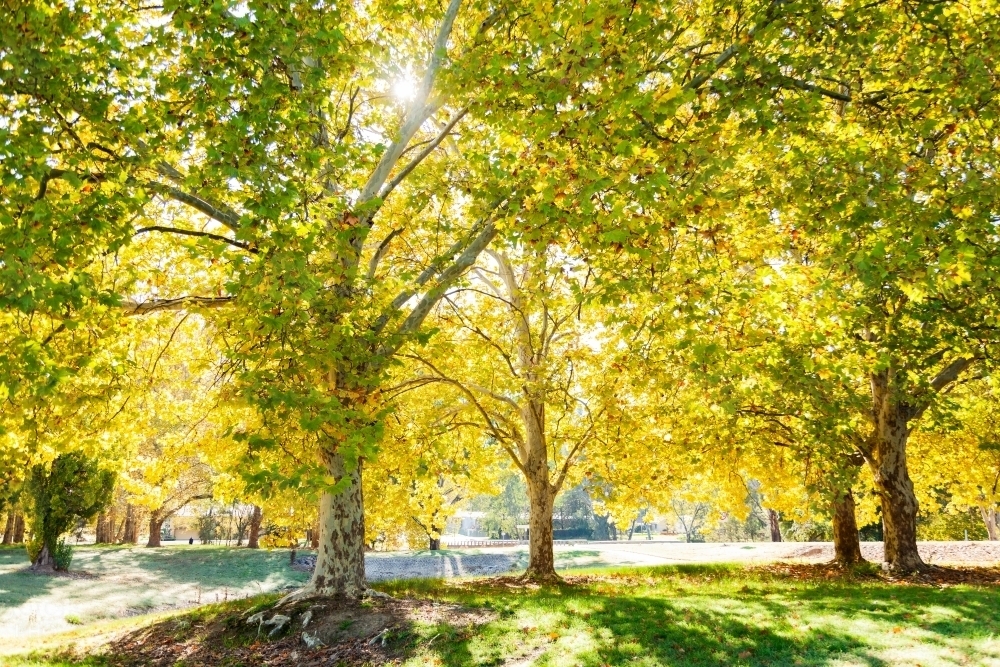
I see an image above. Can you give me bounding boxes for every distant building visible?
[444,511,487,537]
[162,505,201,542]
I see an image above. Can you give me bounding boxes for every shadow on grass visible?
[379,564,1000,667]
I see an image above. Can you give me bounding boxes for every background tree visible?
[24,451,114,571]
[402,246,652,579]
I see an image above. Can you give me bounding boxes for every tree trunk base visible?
[30,545,57,573]
[882,557,927,574]
[520,567,562,584]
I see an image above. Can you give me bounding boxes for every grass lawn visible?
[0,543,309,643]
[7,563,1000,666]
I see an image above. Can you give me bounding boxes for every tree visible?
[670,497,710,544]
[909,380,1000,541]
[10,0,994,591]
[24,451,114,571]
[246,505,264,549]
[401,247,650,580]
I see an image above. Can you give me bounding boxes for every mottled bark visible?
[147,515,163,547]
[868,373,924,572]
[247,505,263,548]
[521,397,560,582]
[524,475,557,581]
[980,506,999,541]
[13,513,24,543]
[307,450,366,598]
[831,490,865,564]
[2,511,13,544]
[768,509,782,542]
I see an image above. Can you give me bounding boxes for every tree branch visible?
[134,225,257,253]
[377,107,469,201]
[367,227,404,280]
[930,356,978,393]
[147,182,241,232]
[389,221,498,345]
[123,295,234,316]
[355,0,463,211]
[684,0,784,92]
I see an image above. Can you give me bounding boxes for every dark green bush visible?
[25,451,114,570]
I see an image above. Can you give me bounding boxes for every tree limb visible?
[123,295,234,316]
[684,0,784,92]
[367,228,404,280]
[377,107,469,201]
[147,182,241,232]
[134,225,257,253]
[355,0,463,211]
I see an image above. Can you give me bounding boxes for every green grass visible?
[373,564,1000,666]
[0,544,309,645]
[7,561,1000,666]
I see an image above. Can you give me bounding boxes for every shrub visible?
[53,539,73,570]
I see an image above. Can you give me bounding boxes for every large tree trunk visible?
[307,450,366,598]
[869,374,924,572]
[831,489,865,564]
[980,506,999,541]
[147,514,163,548]
[768,509,782,542]
[247,505,263,548]
[2,511,13,544]
[30,544,56,572]
[428,536,441,550]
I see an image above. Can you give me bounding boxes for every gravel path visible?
[294,552,527,580]
[295,541,1000,581]
[782,541,1000,565]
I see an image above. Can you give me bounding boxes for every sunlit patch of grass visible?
[380,564,1000,667]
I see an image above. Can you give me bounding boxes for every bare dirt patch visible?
[91,594,495,667]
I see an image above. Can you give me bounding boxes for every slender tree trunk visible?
[95,512,112,544]
[308,449,366,598]
[13,513,25,543]
[2,511,13,544]
[310,520,320,549]
[147,514,163,548]
[524,476,557,580]
[768,509,782,542]
[519,400,560,582]
[121,505,140,544]
[831,489,865,564]
[869,375,924,572]
[980,506,999,541]
[247,505,263,548]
